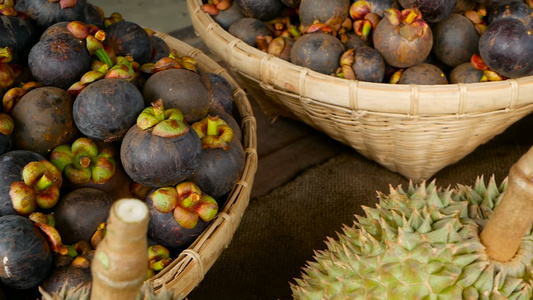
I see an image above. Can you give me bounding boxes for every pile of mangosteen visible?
[203,0,533,84]
[0,0,246,298]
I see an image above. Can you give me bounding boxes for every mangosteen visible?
[0,15,38,64]
[397,0,458,23]
[352,46,386,82]
[104,20,153,65]
[0,150,52,216]
[341,32,368,51]
[235,0,284,21]
[398,63,449,84]
[120,100,203,188]
[142,68,210,123]
[190,115,245,199]
[53,188,113,245]
[24,0,88,31]
[290,32,345,75]
[73,78,145,142]
[373,8,433,68]
[84,3,105,29]
[146,183,215,253]
[28,32,92,89]
[228,17,273,48]
[11,86,80,156]
[0,215,53,290]
[431,13,479,68]
[49,137,133,200]
[213,0,246,29]
[0,113,14,156]
[487,1,533,25]
[203,72,234,115]
[299,0,351,29]
[149,35,171,63]
[479,17,533,78]
[40,251,93,295]
[449,62,484,83]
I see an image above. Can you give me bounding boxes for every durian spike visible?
[480,146,533,262]
[90,198,149,300]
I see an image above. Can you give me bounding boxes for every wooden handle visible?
[90,198,149,300]
[480,146,533,262]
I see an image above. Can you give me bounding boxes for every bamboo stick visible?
[480,146,533,262]
[90,198,149,300]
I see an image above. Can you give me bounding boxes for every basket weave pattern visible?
[188,0,533,181]
[146,32,257,298]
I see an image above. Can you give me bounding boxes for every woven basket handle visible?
[481,146,533,262]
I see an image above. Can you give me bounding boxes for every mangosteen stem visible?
[86,35,113,68]
[151,99,165,120]
[35,172,58,191]
[480,146,533,262]
[404,10,418,24]
[207,115,220,136]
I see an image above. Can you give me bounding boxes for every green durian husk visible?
[291,176,533,300]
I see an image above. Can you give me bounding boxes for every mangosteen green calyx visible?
[0,113,14,155]
[147,244,173,279]
[373,8,433,68]
[9,158,63,215]
[50,137,116,186]
[190,115,246,198]
[0,47,15,89]
[121,100,202,188]
[148,181,218,251]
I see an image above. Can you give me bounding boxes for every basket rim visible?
[187,0,533,116]
[144,31,258,298]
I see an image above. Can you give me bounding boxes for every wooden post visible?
[480,146,533,262]
[90,198,149,300]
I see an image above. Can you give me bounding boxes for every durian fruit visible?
[291,146,533,300]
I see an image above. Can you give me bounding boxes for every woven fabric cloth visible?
[188,113,533,300]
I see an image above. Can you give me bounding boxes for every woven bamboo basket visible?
[187,0,533,181]
[143,32,257,298]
